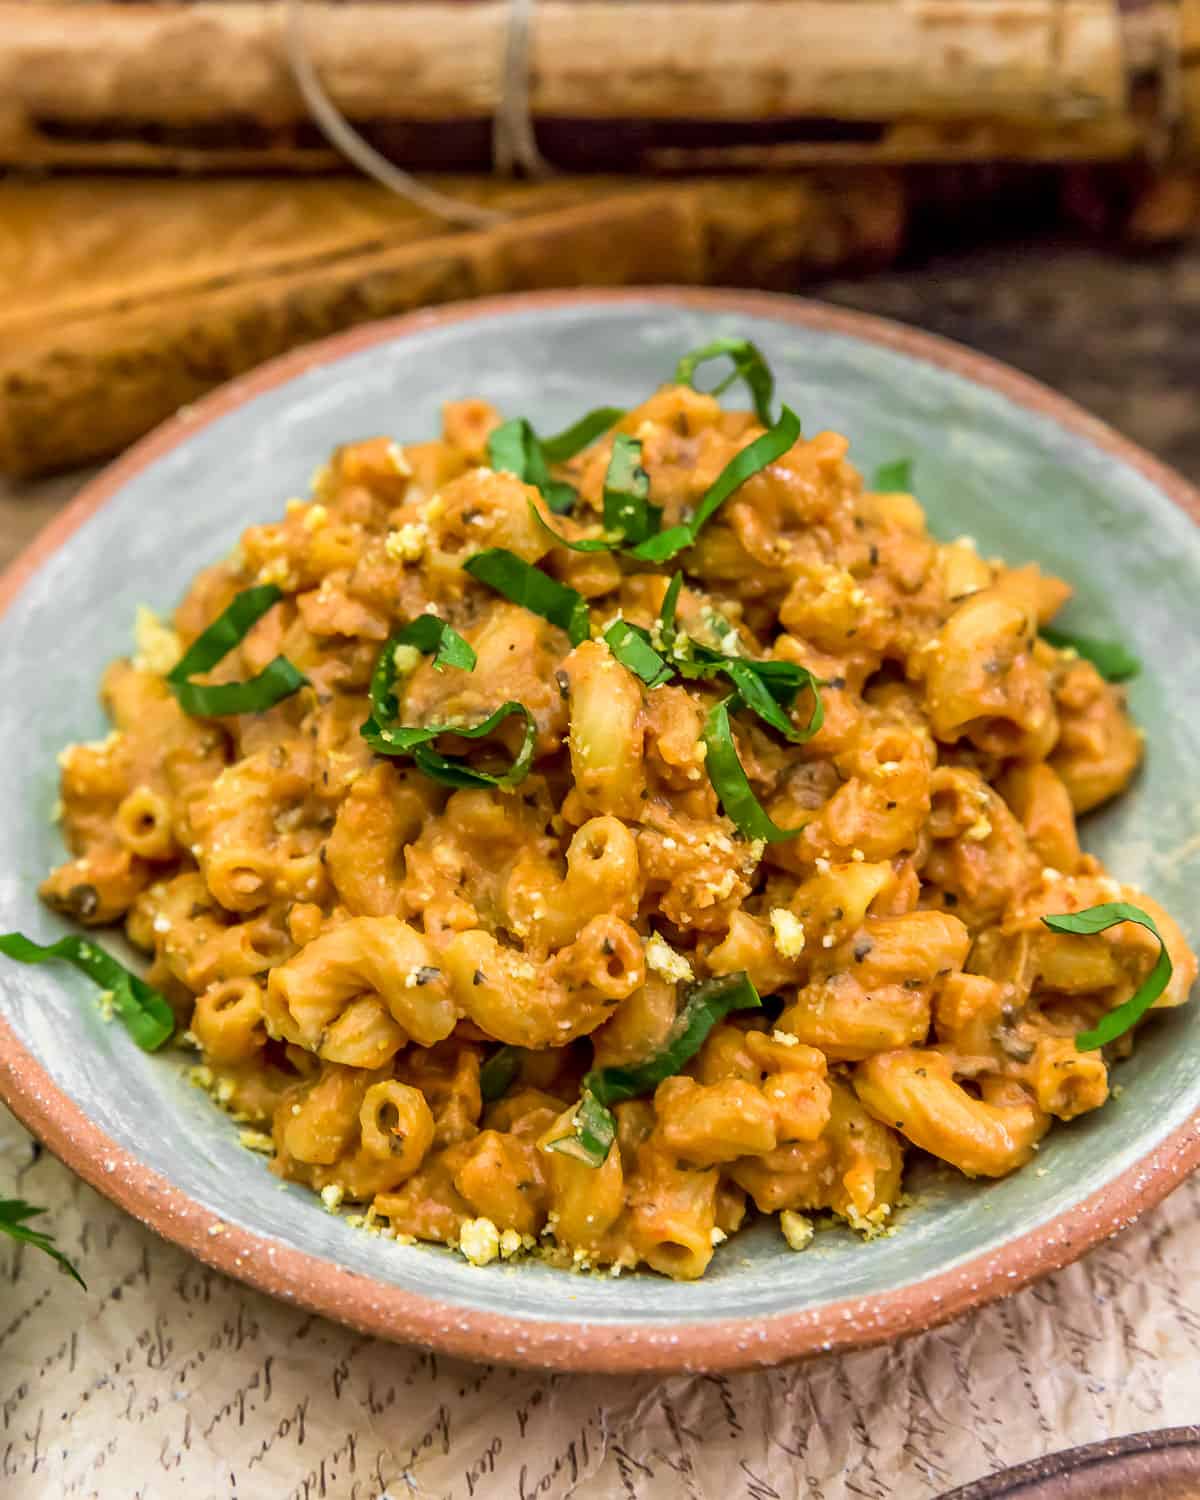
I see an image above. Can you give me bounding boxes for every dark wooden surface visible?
[2,240,1198,571]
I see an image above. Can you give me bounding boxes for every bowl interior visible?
[1,296,1198,1333]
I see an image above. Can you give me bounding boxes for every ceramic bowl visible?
[1,289,1198,1374]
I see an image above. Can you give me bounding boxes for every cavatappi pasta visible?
[28,342,1197,1279]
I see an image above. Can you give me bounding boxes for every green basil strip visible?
[631,406,801,565]
[0,932,174,1051]
[719,659,824,743]
[0,1199,85,1289]
[1041,627,1141,683]
[531,435,661,555]
[658,571,684,648]
[362,700,536,790]
[702,698,799,843]
[1042,903,1172,1051]
[602,435,661,545]
[463,548,591,647]
[167,584,307,717]
[538,406,626,465]
[390,615,477,674]
[603,619,673,688]
[545,1089,619,1168]
[528,503,617,555]
[548,971,762,1167]
[486,418,576,514]
[479,1045,524,1102]
[872,458,913,492]
[674,339,775,427]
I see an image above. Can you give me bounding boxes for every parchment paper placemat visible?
[3,1103,1198,1500]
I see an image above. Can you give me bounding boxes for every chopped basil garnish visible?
[479,1044,524,1102]
[0,1199,85,1288]
[167,584,307,717]
[1041,627,1141,683]
[486,418,576,514]
[674,339,775,427]
[603,619,673,688]
[1042,902,1172,1051]
[362,627,535,787]
[658,571,684,647]
[389,615,476,674]
[631,406,801,564]
[548,971,762,1167]
[712,658,824,743]
[602,436,661,546]
[463,548,591,647]
[0,932,174,1051]
[872,458,913,492]
[702,698,799,843]
[362,699,536,789]
[533,435,661,555]
[538,407,626,465]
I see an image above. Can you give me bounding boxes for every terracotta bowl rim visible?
[2,286,1198,1374]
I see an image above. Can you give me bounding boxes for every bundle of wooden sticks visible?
[1,0,1198,477]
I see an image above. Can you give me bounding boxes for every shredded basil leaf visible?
[486,418,577,514]
[528,503,617,555]
[658,571,684,648]
[872,458,913,492]
[463,548,591,647]
[390,616,476,674]
[1042,903,1172,1051]
[0,932,174,1051]
[674,339,775,427]
[362,700,536,789]
[602,435,661,545]
[702,698,799,843]
[532,435,661,555]
[167,584,307,717]
[539,407,626,465]
[603,619,673,688]
[479,1045,524,1102]
[716,659,824,743]
[631,406,801,564]
[0,1199,85,1288]
[1041,627,1141,683]
[548,971,762,1167]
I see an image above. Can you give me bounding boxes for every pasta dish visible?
[6,339,1195,1280]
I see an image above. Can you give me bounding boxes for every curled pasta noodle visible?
[37,366,1194,1282]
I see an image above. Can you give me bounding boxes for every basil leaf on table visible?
[0,1199,85,1288]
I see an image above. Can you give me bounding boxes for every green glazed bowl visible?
[1,289,1197,1373]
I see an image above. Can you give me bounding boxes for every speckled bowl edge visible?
[2,286,1199,1375]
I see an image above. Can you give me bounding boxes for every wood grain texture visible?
[0,172,904,476]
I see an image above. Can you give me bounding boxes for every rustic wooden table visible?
[3,240,1198,561]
